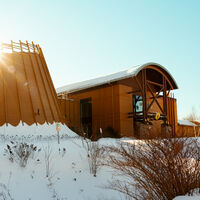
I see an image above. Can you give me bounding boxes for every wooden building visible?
[177,120,200,137]
[0,41,64,126]
[57,63,179,139]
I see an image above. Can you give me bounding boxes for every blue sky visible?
[0,0,199,119]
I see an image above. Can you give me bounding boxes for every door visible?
[80,98,92,138]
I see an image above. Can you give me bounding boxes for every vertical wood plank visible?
[19,40,37,125]
[11,40,23,125]
[36,45,63,123]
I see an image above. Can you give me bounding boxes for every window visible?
[133,95,143,114]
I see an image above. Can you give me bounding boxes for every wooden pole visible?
[163,77,167,124]
[142,69,147,123]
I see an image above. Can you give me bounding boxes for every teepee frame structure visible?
[0,41,64,126]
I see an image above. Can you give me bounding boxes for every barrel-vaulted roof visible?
[57,62,178,94]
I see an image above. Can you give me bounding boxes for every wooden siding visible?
[58,83,120,138]
[0,41,64,126]
[176,125,200,137]
[58,76,179,138]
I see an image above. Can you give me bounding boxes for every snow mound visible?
[178,120,197,126]
[174,195,200,200]
[0,122,77,141]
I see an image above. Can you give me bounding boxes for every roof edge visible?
[135,62,178,89]
[57,62,178,94]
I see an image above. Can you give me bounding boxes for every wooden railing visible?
[1,40,41,54]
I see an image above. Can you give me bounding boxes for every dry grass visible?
[103,137,200,200]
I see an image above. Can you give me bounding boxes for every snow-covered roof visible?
[178,120,197,127]
[56,62,178,94]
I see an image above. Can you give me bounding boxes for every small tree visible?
[184,107,199,121]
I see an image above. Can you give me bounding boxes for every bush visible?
[4,141,38,167]
[81,138,105,177]
[103,137,200,200]
[0,183,13,200]
[44,144,53,178]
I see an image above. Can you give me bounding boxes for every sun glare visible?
[0,50,2,62]
[0,40,2,57]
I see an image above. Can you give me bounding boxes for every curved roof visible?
[56,62,178,94]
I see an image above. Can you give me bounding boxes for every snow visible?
[173,189,200,199]
[0,122,76,141]
[56,62,178,94]
[0,124,199,199]
[178,120,197,126]
[0,124,123,200]
[173,197,200,200]
[173,194,200,200]
[56,64,140,94]
[0,138,122,200]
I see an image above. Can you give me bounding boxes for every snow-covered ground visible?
[174,196,200,200]
[0,123,124,200]
[0,123,199,200]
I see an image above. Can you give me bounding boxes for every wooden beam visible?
[134,76,144,96]
[147,80,163,87]
[142,69,147,122]
[127,89,141,94]
[163,77,167,123]
[144,65,174,89]
[147,83,164,114]
[146,85,163,112]
[167,89,170,97]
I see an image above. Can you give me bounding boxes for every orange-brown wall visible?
[0,50,63,126]
[118,84,134,137]
[58,77,178,138]
[117,77,140,137]
[176,125,200,137]
[58,83,120,137]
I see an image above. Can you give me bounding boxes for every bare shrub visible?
[44,144,53,178]
[58,148,66,157]
[4,141,38,167]
[103,138,200,200]
[81,138,105,177]
[183,107,199,121]
[0,183,13,200]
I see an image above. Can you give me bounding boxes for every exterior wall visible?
[118,77,169,138]
[0,50,63,126]
[58,83,120,138]
[58,77,178,139]
[167,97,178,136]
[176,125,200,137]
[118,84,134,137]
